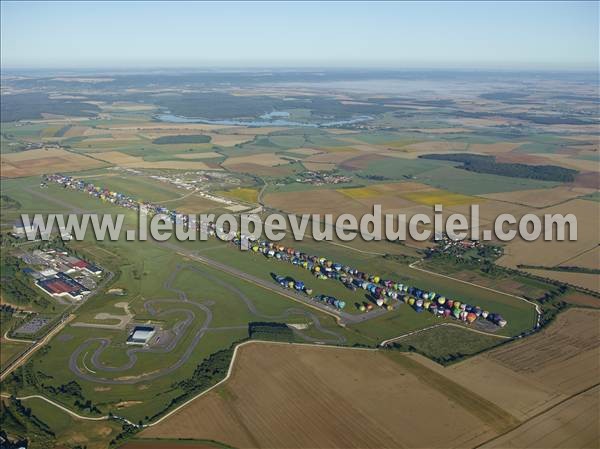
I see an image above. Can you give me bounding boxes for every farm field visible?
[0,338,31,371]
[560,246,600,269]
[90,151,219,170]
[497,199,600,282]
[479,185,596,208]
[420,308,600,420]
[522,269,599,292]
[121,440,231,449]
[481,386,600,449]
[1,148,107,177]
[141,307,599,449]
[141,342,509,448]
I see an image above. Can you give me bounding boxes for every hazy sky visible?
[1,1,598,69]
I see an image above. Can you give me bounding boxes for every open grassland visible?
[0,339,31,371]
[166,194,227,214]
[141,342,508,448]
[387,324,504,363]
[1,148,107,178]
[4,396,123,449]
[79,172,185,202]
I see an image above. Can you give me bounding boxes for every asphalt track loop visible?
[69,264,345,384]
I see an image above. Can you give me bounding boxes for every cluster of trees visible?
[248,321,295,342]
[0,255,49,309]
[420,153,578,182]
[0,194,21,210]
[155,92,387,120]
[0,93,100,122]
[151,134,211,145]
[0,397,55,449]
[109,423,138,447]
[41,380,101,414]
[517,264,600,275]
[389,342,478,365]
[357,173,392,181]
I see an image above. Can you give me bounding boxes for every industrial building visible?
[36,272,90,301]
[127,326,156,345]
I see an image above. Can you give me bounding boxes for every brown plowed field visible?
[1,148,106,177]
[141,343,507,448]
[481,386,600,449]
[421,308,600,420]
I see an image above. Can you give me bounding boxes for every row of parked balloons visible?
[235,237,508,328]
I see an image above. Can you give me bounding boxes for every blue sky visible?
[1,1,598,69]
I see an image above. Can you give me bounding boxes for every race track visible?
[69,263,346,384]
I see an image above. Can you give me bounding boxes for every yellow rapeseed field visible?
[400,189,475,206]
[337,186,380,199]
[218,187,259,203]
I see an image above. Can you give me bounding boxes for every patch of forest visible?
[419,153,578,182]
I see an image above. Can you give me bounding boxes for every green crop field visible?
[360,157,451,179]
[416,165,560,194]
[386,325,505,364]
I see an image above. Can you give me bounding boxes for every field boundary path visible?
[379,322,512,347]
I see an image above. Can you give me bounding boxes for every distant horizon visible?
[2,1,598,71]
[2,65,599,75]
